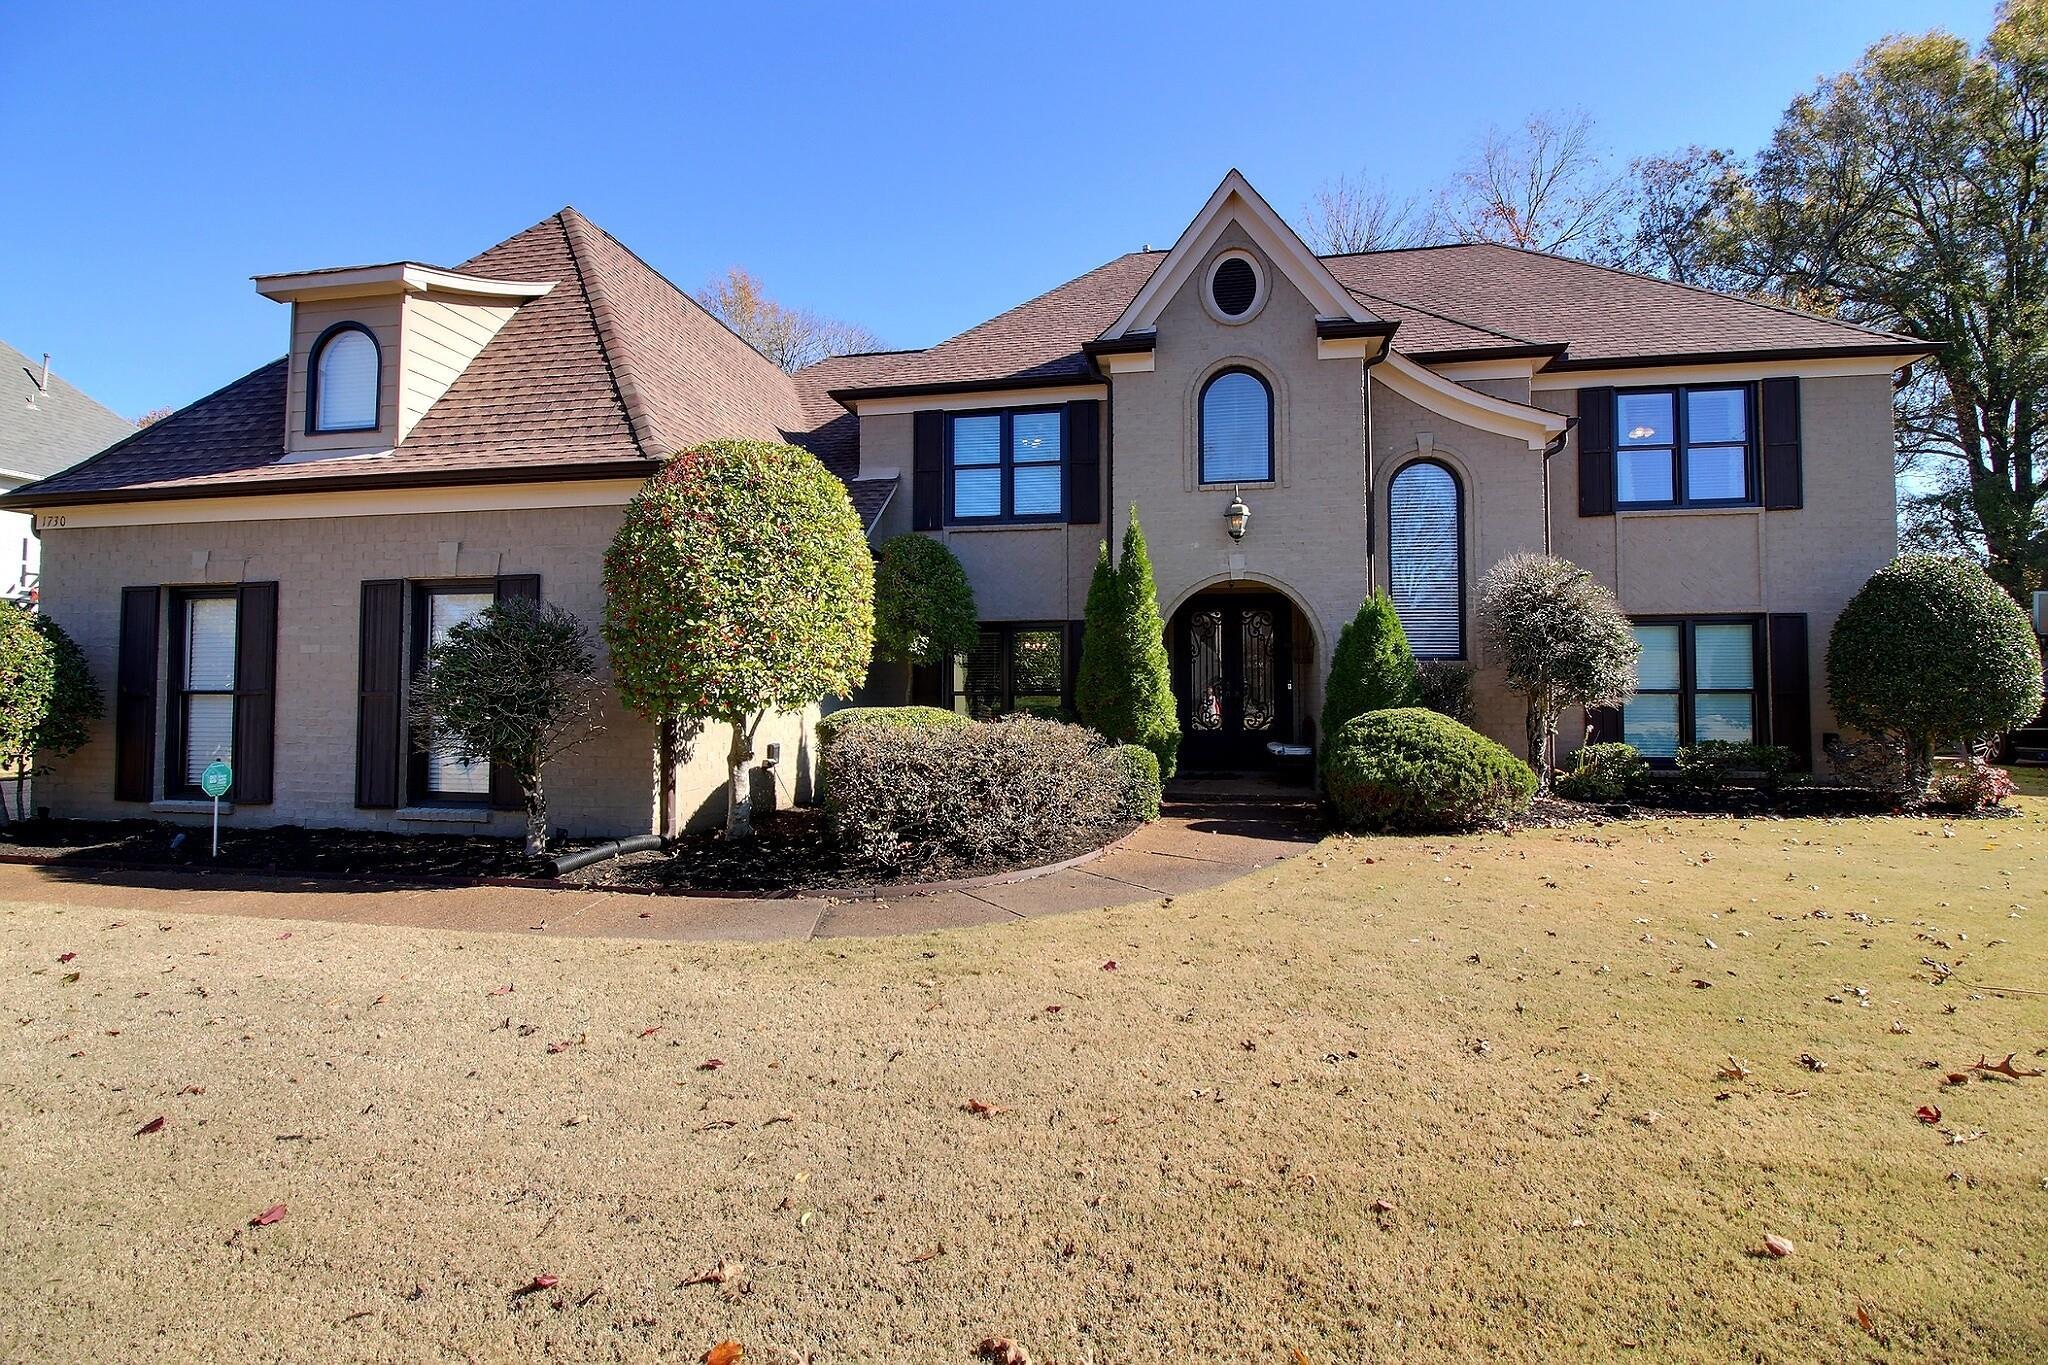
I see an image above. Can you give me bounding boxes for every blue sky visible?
[0,0,1999,419]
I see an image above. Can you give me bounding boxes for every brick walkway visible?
[0,799,1320,943]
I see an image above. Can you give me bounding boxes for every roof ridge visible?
[1343,284,1545,347]
[552,209,662,458]
[1458,240,1917,343]
[923,251,1159,355]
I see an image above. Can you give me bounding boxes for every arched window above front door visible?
[1199,367,1273,484]
[1388,459,1464,658]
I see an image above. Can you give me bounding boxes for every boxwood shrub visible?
[823,715,1129,871]
[1323,707,1536,833]
[816,704,970,751]
[1553,742,1648,803]
[1674,740,1802,797]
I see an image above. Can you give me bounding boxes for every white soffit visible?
[1377,352,1568,451]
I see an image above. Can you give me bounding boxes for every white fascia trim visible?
[254,263,554,304]
[1316,336,1390,362]
[1095,351,1155,374]
[1100,170,1375,340]
[1430,356,1543,381]
[1533,353,1932,390]
[1376,352,1568,451]
[848,383,1107,417]
[31,478,647,530]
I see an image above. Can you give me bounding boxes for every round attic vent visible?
[1206,253,1263,322]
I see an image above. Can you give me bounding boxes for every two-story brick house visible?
[2,172,1929,836]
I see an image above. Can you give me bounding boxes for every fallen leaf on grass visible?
[1916,1105,1942,1124]
[681,1258,741,1287]
[57,953,76,964]
[1798,1052,1826,1072]
[1761,1234,1794,1258]
[977,1338,1030,1364]
[697,1058,725,1071]
[1100,960,1118,971]
[638,1026,662,1039]
[135,1115,165,1135]
[61,972,80,984]
[546,1035,586,1054]
[1971,1053,2044,1080]
[1856,1302,1879,1338]
[903,1243,943,1265]
[962,1098,1010,1117]
[488,984,514,997]
[1370,1198,1395,1215]
[178,1085,204,1096]
[249,1204,287,1227]
[1719,1058,1751,1081]
[703,1344,743,1365]
[519,1273,559,1295]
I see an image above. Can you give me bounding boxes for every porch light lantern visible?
[1225,490,1251,541]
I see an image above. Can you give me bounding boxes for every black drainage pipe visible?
[550,834,667,876]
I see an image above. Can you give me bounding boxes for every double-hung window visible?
[1615,385,1754,508]
[949,408,1063,522]
[168,590,237,794]
[1625,618,1761,759]
[415,585,495,798]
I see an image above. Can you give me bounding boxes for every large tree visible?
[1299,173,1430,254]
[1720,1,2048,597]
[696,267,887,374]
[603,440,874,838]
[1433,109,1627,254]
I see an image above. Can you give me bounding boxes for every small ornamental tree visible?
[1478,553,1638,788]
[872,533,977,671]
[1826,554,2044,787]
[604,439,874,838]
[6,614,103,820]
[1321,591,1421,748]
[1078,510,1179,775]
[0,603,55,822]
[410,599,604,854]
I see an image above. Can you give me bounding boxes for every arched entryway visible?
[1168,582,1318,772]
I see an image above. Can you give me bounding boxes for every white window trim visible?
[1201,249,1268,326]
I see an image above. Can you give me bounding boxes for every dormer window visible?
[308,322,380,433]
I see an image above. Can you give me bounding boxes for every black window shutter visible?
[356,580,404,808]
[1064,619,1087,713]
[1577,387,1615,517]
[114,586,159,802]
[488,574,542,808]
[1760,378,1803,509]
[1768,613,1812,768]
[912,410,946,530]
[405,584,430,805]
[230,582,277,804]
[1066,401,1102,525]
[1585,705,1623,744]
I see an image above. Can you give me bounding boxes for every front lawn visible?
[2,800,2042,1361]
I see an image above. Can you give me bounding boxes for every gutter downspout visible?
[1540,419,1576,556]
[1361,341,1392,589]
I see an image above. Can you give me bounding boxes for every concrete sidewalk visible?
[0,799,1320,944]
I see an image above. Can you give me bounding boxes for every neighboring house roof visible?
[819,239,1926,402]
[6,208,817,505]
[0,339,135,484]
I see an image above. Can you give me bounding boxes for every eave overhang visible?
[253,262,556,304]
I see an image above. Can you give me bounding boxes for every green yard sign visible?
[200,760,232,799]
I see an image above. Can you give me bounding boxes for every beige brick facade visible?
[32,502,815,838]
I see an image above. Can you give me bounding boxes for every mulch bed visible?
[1521,787,2021,826]
[557,807,1138,894]
[0,817,552,881]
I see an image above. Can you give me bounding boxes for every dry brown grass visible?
[3,798,2044,1363]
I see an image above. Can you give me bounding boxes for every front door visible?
[1173,593,1293,770]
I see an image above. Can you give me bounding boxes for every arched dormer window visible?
[308,322,380,433]
[1388,459,1464,658]
[1199,367,1273,484]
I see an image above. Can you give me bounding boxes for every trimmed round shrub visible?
[0,602,55,776]
[816,705,970,751]
[1553,741,1648,803]
[824,715,1128,870]
[872,534,978,668]
[1110,742,1163,823]
[1323,707,1537,832]
[1826,555,2044,782]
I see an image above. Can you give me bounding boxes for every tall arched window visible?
[1199,367,1272,484]
[1388,459,1464,658]
[308,323,380,433]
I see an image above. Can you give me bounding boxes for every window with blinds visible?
[423,588,493,796]
[1199,369,1272,484]
[1624,618,1759,759]
[948,409,1064,522]
[312,326,379,433]
[949,624,1067,718]
[1387,461,1463,659]
[179,595,237,786]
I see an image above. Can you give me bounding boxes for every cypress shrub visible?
[1321,591,1421,749]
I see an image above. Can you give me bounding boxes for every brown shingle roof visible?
[7,208,815,505]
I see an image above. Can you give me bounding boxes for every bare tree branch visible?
[1436,110,1627,253]
[1298,173,1430,254]
[695,267,888,374]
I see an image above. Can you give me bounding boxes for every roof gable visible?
[1,341,137,482]
[1099,170,1375,341]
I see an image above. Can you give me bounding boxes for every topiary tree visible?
[1321,590,1421,748]
[1826,554,2044,788]
[410,598,604,854]
[871,533,978,674]
[0,603,55,823]
[1077,510,1179,776]
[5,614,103,821]
[604,439,874,838]
[1477,553,1638,789]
